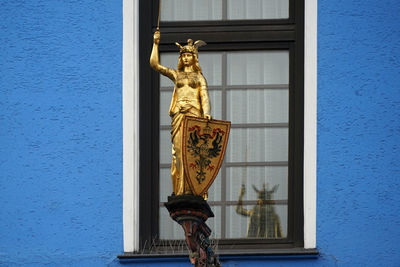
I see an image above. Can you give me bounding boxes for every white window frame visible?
[122,0,317,252]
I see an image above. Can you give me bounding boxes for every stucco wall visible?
[317,0,400,266]
[0,1,123,266]
[0,0,399,266]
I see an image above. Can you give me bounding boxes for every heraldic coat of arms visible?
[182,116,231,196]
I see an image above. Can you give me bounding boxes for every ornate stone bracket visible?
[165,195,221,267]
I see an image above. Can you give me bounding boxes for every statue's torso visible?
[171,71,202,114]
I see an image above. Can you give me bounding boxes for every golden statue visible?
[150,31,211,196]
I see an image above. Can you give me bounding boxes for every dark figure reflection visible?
[235,183,283,238]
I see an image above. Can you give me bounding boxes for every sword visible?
[157,0,161,31]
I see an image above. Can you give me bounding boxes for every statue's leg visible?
[171,144,177,194]
[171,113,186,195]
[173,126,185,195]
[177,127,192,195]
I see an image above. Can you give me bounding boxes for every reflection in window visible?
[228,204,287,238]
[161,0,289,21]
[159,51,289,239]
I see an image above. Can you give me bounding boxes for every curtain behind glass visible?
[161,0,289,21]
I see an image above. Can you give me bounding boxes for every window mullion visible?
[222,0,227,21]
[220,52,228,239]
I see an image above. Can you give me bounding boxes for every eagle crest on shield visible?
[182,116,231,196]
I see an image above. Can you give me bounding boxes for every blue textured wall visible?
[0,1,123,266]
[317,0,400,266]
[1,0,400,266]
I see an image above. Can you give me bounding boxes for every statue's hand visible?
[204,114,212,120]
[154,31,160,45]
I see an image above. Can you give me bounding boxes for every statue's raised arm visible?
[150,31,177,82]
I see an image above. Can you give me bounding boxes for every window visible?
[122,0,317,254]
[159,50,291,241]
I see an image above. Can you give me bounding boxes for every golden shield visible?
[182,116,231,196]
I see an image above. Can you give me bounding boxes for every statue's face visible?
[181,52,195,67]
